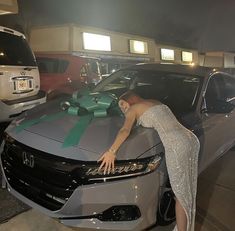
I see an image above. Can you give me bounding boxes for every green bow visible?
[66,91,117,117]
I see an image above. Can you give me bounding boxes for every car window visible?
[134,73,200,113]
[80,65,88,77]
[0,32,36,66]
[95,70,138,93]
[223,75,235,103]
[95,69,201,114]
[36,57,69,73]
[205,73,235,112]
[205,74,224,108]
[80,65,89,83]
[88,59,100,74]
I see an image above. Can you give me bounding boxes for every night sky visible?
[1,0,235,51]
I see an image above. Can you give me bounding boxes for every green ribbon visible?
[15,111,67,134]
[62,114,93,148]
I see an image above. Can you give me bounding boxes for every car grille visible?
[1,140,89,211]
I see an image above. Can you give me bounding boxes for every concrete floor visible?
[0,149,234,231]
[195,149,235,231]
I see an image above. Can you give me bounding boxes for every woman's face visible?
[118,99,130,114]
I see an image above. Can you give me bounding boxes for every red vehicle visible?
[36,53,102,98]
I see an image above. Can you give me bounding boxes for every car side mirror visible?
[204,100,235,114]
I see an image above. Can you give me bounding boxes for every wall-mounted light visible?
[129,40,148,54]
[182,51,193,62]
[160,48,174,61]
[83,32,111,51]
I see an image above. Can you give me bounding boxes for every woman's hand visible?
[97,150,116,175]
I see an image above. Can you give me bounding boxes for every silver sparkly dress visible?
[138,105,200,231]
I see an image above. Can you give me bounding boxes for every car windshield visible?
[94,69,202,114]
[0,31,36,66]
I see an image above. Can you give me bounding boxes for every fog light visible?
[98,205,141,221]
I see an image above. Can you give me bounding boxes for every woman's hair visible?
[119,90,141,105]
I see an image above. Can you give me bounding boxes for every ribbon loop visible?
[64,91,117,118]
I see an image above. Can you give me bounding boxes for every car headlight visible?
[82,153,163,182]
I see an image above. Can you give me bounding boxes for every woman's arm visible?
[109,109,136,152]
[98,109,136,174]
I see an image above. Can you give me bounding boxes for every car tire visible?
[156,188,176,226]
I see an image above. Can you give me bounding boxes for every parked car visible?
[1,64,235,230]
[0,26,46,122]
[36,53,102,99]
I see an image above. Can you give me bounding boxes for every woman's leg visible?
[175,198,187,231]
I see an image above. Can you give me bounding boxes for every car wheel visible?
[156,188,176,226]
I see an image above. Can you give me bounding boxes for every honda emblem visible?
[22,151,35,168]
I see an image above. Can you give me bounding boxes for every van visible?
[0,26,46,122]
[35,53,102,98]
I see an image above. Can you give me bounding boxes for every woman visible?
[98,91,200,231]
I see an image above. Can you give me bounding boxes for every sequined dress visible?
[138,104,200,231]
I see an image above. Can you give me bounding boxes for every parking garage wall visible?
[30,24,156,61]
[0,0,18,15]
[32,24,235,69]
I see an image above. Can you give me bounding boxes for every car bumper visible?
[0,146,162,231]
[0,91,46,122]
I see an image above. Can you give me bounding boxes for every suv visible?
[0,26,46,122]
[1,64,235,230]
[36,53,102,98]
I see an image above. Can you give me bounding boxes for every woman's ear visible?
[118,100,125,107]
[118,100,129,113]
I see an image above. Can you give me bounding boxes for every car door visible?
[199,73,235,172]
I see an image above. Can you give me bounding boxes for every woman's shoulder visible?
[129,102,154,115]
[130,102,145,110]
[146,99,162,105]
[125,104,142,117]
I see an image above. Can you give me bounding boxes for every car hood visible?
[5,98,162,161]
